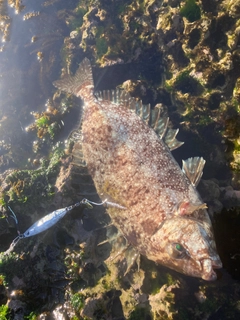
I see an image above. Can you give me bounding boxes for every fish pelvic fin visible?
[182,157,206,187]
[53,58,94,97]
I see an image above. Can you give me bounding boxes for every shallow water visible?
[0,0,240,319]
[0,0,78,169]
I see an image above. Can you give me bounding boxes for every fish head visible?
[150,217,222,280]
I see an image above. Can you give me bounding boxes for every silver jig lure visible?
[5,199,91,253]
[5,198,125,254]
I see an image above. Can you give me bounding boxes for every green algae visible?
[0,197,7,208]
[129,306,151,320]
[47,122,59,139]
[0,274,6,286]
[0,252,20,286]
[96,37,108,58]
[173,69,204,95]
[180,0,201,22]
[35,115,49,128]
[4,146,64,207]
[24,312,37,320]
[70,7,87,30]
[71,293,85,311]
[0,304,10,320]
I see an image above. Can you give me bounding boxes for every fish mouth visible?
[201,258,222,281]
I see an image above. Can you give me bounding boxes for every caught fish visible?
[53,58,222,281]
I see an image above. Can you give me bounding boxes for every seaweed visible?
[129,306,151,320]
[70,7,87,30]
[96,37,108,58]
[0,305,10,320]
[173,70,204,96]
[71,293,85,312]
[180,0,201,22]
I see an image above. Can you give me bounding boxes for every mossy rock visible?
[180,0,201,22]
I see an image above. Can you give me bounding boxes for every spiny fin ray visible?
[53,58,94,96]
[182,157,206,187]
[95,90,184,150]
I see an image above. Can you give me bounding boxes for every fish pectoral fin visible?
[182,157,206,187]
[175,201,208,215]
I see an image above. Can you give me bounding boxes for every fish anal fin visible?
[182,157,206,187]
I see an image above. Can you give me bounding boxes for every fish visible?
[53,58,222,281]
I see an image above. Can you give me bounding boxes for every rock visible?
[198,179,221,203]
[222,186,240,208]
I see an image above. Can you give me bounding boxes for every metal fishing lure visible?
[5,198,125,254]
[6,200,87,252]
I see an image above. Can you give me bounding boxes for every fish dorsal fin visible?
[151,104,169,138]
[164,128,184,151]
[151,103,184,151]
[182,157,206,187]
[53,58,94,96]
[95,89,151,124]
[95,89,133,108]
[95,90,184,150]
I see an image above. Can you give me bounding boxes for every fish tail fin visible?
[53,58,94,97]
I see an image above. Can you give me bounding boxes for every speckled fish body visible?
[54,58,222,281]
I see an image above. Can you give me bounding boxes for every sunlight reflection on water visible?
[0,0,76,170]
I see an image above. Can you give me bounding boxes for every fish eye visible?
[175,243,183,251]
[168,243,188,259]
